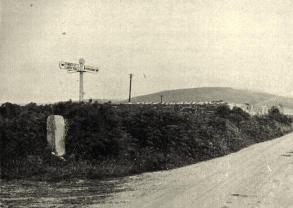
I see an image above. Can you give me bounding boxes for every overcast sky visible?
[0,0,293,103]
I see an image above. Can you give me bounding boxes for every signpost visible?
[59,58,99,102]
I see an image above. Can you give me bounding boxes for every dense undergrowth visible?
[0,101,292,180]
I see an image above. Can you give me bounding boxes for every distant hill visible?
[130,87,293,113]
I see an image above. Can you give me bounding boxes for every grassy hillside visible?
[131,87,293,111]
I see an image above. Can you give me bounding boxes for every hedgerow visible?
[0,101,292,180]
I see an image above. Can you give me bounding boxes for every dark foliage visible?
[0,102,292,180]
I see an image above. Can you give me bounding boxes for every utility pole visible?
[128,73,133,102]
[59,58,99,102]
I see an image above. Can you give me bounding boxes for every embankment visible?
[0,102,292,180]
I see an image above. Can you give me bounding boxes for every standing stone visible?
[47,115,66,157]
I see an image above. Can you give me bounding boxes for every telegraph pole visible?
[128,73,133,102]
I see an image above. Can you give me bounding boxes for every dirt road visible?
[100,133,293,208]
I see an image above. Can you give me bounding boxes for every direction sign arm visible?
[84,65,99,72]
[59,61,80,71]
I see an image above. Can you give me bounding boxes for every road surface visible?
[100,132,293,208]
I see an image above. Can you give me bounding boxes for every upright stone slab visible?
[47,115,66,157]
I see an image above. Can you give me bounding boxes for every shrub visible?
[0,102,292,180]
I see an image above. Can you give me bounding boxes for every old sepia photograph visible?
[0,0,293,207]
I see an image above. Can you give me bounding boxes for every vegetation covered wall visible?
[0,102,292,180]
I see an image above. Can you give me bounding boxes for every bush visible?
[0,102,292,180]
